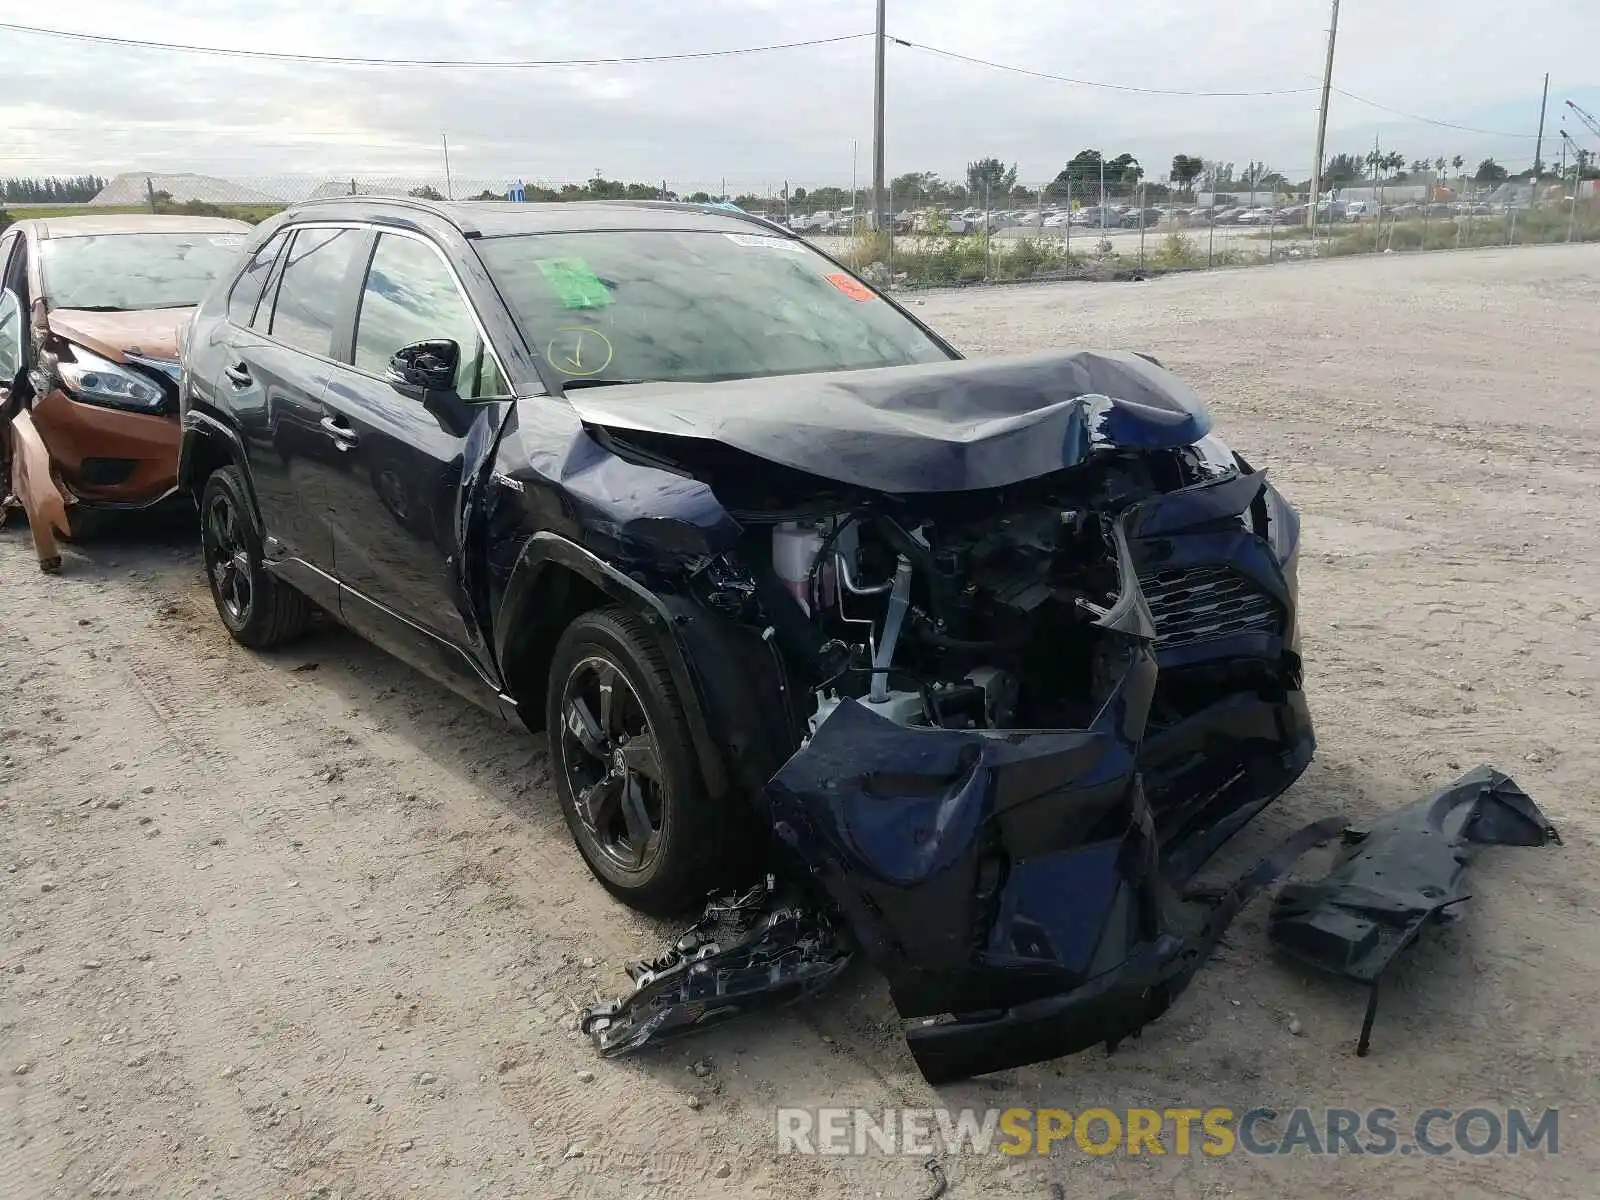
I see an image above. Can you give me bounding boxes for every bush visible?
[1151,230,1204,268]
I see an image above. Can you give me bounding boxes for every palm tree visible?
[1452,155,1465,188]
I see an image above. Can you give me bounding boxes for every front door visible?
[320,230,512,699]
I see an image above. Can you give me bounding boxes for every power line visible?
[0,22,871,68]
[1330,87,1541,139]
[896,36,1545,141]
[890,38,1317,98]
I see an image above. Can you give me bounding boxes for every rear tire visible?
[545,606,725,915]
[199,466,311,649]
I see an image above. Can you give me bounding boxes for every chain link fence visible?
[4,167,1596,289]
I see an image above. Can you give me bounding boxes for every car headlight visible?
[57,346,166,413]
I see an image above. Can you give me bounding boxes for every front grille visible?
[1137,564,1281,649]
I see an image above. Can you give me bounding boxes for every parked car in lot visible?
[1071,207,1121,228]
[178,197,1311,938]
[0,214,252,571]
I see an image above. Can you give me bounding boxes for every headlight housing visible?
[57,345,166,413]
[1191,432,1239,477]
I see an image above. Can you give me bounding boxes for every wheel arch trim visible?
[496,532,730,798]
[178,411,260,517]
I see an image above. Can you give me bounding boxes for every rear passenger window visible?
[268,228,361,357]
[228,232,288,328]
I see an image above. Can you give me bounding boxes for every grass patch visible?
[1315,207,1600,256]
[1,202,283,224]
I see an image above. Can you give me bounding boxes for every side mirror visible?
[387,339,459,395]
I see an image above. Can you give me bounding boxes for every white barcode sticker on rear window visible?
[725,233,806,251]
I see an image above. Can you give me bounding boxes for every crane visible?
[1564,99,1600,143]
[1559,129,1592,184]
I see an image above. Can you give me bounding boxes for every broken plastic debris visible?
[1268,764,1560,1056]
[580,877,851,1056]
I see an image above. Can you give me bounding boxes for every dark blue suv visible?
[177,199,1311,996]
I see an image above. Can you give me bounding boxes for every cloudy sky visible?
[1,1,1596,194]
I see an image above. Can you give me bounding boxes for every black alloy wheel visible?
[198,466,311,649]
[559,654,668,874]
[544,607,729,914]
[203,488,253,626]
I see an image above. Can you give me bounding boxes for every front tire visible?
[199,466,311,649]
[545,607,723,915]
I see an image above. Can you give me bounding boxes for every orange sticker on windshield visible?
[825,272,876,302]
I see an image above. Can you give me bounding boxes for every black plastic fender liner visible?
[1268,765,1560,1056]
[495,531,730,798]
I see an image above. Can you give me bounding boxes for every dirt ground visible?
[4,244,1598,1200]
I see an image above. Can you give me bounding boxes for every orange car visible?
[0,214,252,571]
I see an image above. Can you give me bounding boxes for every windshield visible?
[477,229,951,385]
[40,231,248,311]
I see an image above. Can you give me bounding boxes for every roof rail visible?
[286,194,483,234]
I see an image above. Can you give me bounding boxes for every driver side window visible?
[352,234,504,398]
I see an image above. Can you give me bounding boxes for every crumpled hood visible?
[568,349,1213,492]
[47,307,192,364]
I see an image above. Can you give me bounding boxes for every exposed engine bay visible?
[777,505,1109,735]
[734,442,1230,742]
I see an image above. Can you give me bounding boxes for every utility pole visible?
[1533,72,1550,204]
[1372,133,1381,220]
[870,0,887,233]
[442,133,454,200]
[851,140,858,235]
[1308,0,1341,232]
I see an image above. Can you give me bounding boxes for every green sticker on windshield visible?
[536,257,612,309]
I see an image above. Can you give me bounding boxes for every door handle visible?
[319,415,359,449]
[223,362,252,387]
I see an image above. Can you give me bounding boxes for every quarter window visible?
[268,228,362,358]
[228,231,288,329]
[353,234,500,397]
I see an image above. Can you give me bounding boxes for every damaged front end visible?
[569,351,1316,1078]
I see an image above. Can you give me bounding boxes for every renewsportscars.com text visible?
[776,1106,1560,1157]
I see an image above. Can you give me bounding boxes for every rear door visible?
[320,230,513,699]
[220,225,368,607]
